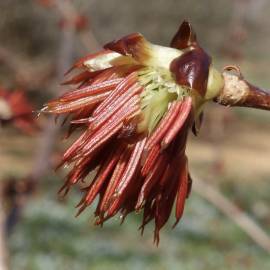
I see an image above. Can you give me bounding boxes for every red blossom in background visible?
[36,0,54,8]
[0,88,37,134]
[59,15,89,31]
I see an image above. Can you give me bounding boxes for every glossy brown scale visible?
[170,20,197,50]
[170,48,211,97]
[169,20,212,97]
[104,33,150,63]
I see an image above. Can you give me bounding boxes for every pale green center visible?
[137,67,188,134]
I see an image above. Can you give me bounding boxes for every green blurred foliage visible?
[8,179,270,270]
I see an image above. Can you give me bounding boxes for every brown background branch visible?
[192,174,270,254]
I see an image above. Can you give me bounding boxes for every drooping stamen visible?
[174,156,189,226]
[145,101,182,150]
[136,154,167,210]
[62,70,101,85]
[139,199,156,235]
[87,145,124,203]
[161,97,192,149]
[106,137,147,216]
[92,84,143,130]
[93,72,138,117]
[70,118,93,124]
[76,144,125,216]
[45,92,110,114]
[60,130,88,165]
[119,176,144,223]
[82,95,140,156]
[60,79,122,102]
[141,144,160,177]
[90,66,122,84]
[99,148,131,214]
[85,122,124,158]
[154,173,179,245]
[66,156,94,185]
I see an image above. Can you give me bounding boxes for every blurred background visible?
[0,0,270,269]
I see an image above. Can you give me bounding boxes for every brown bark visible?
[0,184,9,270]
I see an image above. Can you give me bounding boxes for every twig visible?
[53,0,100,51]
[0,184,9,270]
[0,46,52,89]
[192,174,270,253]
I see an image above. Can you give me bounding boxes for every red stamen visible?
[99,148,131,214]
[136,154,167,209]
[92,84,143,130]
[60,78,122,102]
[62,70,101,85]
[174,156,189,225]
[106,137,147,216]
[75,145,125,216]
[46,92,110,114]
[93,72,138,117]
[83,122,123,158]
[145,101,182,150]
[90,66,122,84]
[82,95,140,156]
[161,97,192,149]
[61,130,88,164]
[141,144,160,177]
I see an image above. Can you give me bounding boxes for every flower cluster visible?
[43,21,270,243]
